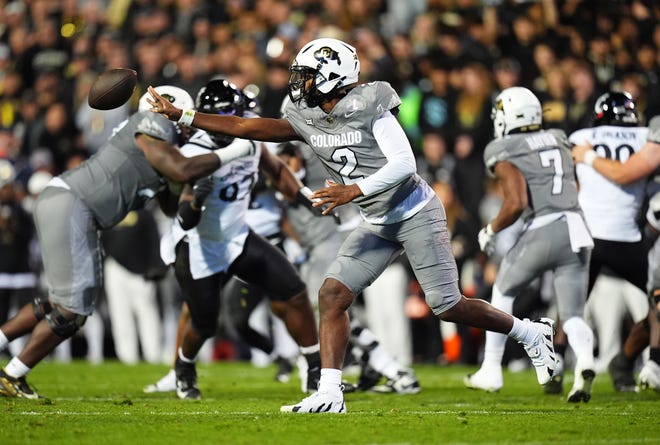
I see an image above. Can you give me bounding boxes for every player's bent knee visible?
[191,318,218,339]
[319,279,353,311]
[46,306,87,338]
[32,296,53,320]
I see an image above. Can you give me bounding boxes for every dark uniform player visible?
[564,91,650,392]
[574,114,660,393]
[158,79,321,399]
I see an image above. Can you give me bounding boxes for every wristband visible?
[485,223,495,236]
[583,150,597,167]
[178,109,196,127]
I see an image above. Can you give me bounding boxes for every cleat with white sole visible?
[281,390,346,414]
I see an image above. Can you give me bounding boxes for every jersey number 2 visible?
[332,147,364,184]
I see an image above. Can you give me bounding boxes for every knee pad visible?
[32,296,52,320]
[45,307,87,338]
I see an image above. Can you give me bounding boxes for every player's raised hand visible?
[147,86,183,122]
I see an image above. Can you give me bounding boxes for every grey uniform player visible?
[147,38,557,414]
[466,87,596,403]
[0,86,251,399]
[278,140,420,394]
[574,115,660,391]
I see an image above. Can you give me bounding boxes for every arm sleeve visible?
[355,111,416,197]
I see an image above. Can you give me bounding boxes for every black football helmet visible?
[196,79,246,146]
[592,91,638,127]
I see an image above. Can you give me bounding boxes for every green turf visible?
[1,361,658,444]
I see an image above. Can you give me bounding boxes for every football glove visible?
[192,176,215,209]
[478,223,496,256]
[296,186,341,224]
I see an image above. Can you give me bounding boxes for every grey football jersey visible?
[649,116,660,144]
[61,111,176,229]
[483,129,580,218]
[283,81,420,220]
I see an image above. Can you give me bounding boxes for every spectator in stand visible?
[418,58,456,137]
[565,60,602,135]
[0,161,37,346]
[450,62,493,223]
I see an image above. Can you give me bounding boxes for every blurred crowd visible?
[0,0,659,367]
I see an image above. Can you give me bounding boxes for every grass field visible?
[1,360,659,445]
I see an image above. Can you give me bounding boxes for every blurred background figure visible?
[102,207,166,365]
[0,160,37,357]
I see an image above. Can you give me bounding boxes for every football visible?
[88,68,138,110]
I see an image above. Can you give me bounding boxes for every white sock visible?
[5,357,31,378]
[367,345,398,378]
[178,347,195,363]
[508,317,536,345]
[318,368,342,395]
[354,328,378,348]
[299,344,320,355]
[563,316,595,371]
[482,287,514,369]
[0,330,8,350]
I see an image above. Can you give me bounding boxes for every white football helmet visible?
[288,38,360,107]
[491,86,542,139]
[138,85,194,112]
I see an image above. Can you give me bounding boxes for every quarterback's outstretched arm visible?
[147,86,300,143]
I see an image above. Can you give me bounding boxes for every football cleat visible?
[305,365,321,393]
[543,356,565,395]
[280,390,346,414]
[608,352,639,393]
[274,357,294,384]
[175,358,201,400]
[357,362,382,391]
[522,318,557,385]
[372,369,421,394]
[567,368,595,403]
[638,360,660,391]
[0,368,42,399]
[463,367,503,393]
[143,369,176,393]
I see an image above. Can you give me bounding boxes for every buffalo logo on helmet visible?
[314,46,341,65]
